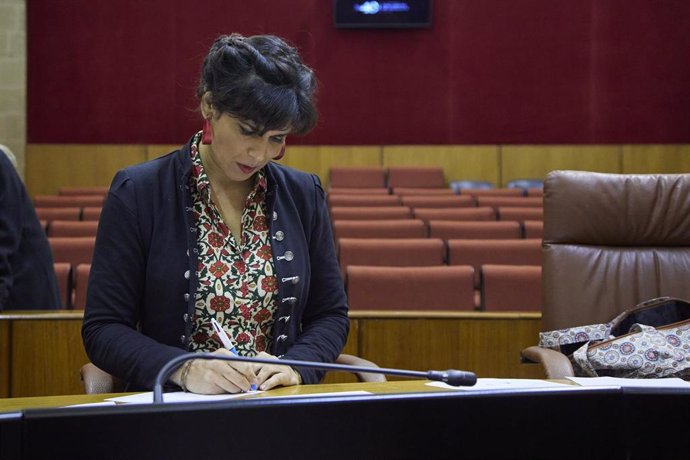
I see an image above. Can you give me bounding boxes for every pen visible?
[210,318,238,354]
[210,318,257,391]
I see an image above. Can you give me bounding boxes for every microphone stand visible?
[153,353,476,403]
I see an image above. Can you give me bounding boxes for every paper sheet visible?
[106,391,260,404]
[567,376,690,389]
[105,390,371,404]
[427,378,573,391]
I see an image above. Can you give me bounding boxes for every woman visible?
[82,34,349,393]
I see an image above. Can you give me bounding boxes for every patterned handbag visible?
[538,297,690,379]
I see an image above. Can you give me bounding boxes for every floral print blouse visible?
[187,133,278,356]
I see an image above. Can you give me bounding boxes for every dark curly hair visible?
[197,33,318,136]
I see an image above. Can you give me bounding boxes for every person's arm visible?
[82,169,259,392]
[0,157,22,309]
[277,175,350,383]
[81,171,186,388]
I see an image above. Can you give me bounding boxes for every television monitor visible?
[334,0,433,29]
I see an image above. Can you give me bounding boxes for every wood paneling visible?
[358,315,543,379]
[501,145,621,186]
[25,143,690,197]
[383,145,501,187]
[0,321,8,398]
[26,144,147,196]
[278,146,383,189]
[1,311,543,396]
[621,144,690,174]
[7,313,89,397]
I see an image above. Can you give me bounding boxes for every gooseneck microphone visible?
[153,353,476,403]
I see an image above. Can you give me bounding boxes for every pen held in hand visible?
[210,318,257,391]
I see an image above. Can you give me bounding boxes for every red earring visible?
[275,146,286,160]
[201,118,213,145]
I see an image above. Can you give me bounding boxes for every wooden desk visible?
[1,380,688,460]
[1,310,542,397]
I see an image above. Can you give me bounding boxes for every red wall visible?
[27,1,690,145]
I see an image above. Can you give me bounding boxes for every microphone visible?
[153,353,476,403]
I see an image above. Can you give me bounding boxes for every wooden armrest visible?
[520,346,575,379]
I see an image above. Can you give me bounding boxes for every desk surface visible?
[0,380,447,412]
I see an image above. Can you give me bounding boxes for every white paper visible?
[106,389,370,405]
[427,378,573,391]
[256,390,372,400]
[63,401,118,408]
[105,391,261,405]
[567,376,690,389]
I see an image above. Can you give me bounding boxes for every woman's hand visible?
[254,351,302,391]
[170,348,258,394]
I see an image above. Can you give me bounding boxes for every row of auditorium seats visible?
[333,219,543,240]
[327,194,543,209]
[328,166,543,196]
[346,264,541,311]
[36,206,102,223]
[330,206,542,223]
[53,262,91,310]
[49,237,95,309]
[339,238,542,311]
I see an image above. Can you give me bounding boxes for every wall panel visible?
[501,145,621,184]
[383,145,500,186]
[26,144,146,196]
[621,144,690,174]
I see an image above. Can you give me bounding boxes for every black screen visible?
[334,0,433,29]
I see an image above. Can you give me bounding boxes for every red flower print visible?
[261,275,277,292]
[233,260,247,275]
[255,335,267,352]
[192,331,209,343]
[218,222,229,236]
[257,244,272,261]
[239,305,251,320]
[240,282,249,297]
[236,332,250,344]
[208,232,224,248]
[253,215,268,231]
[253,308,271,323]
[210,296,231,312]
[209,261,229,278]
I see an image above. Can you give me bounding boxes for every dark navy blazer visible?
[82,139,349,389]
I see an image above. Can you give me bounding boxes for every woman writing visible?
[82,34,349,393]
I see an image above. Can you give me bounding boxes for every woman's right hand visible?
[170,348,258,394]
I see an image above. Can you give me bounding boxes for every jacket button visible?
[274,231,284,241]
[183,313,189,322]
[273,211,278,221]
[180,335,186,344]
[277,334,288,342]
[184,293,190,302]
[184,270,190,279]
[277,251,294,261]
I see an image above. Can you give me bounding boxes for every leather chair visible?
[521,170,690,378]
[80,354,385,394]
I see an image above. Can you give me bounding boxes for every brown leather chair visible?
[80,354,385,394]
[521,170,690,378]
